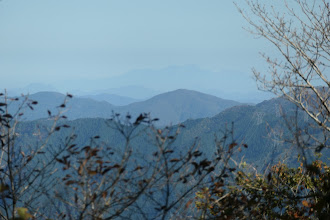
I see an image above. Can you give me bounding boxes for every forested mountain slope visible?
[14,96,324,168]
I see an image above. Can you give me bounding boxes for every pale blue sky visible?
[0,0,272,99]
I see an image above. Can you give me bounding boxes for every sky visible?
[0,0,274,101]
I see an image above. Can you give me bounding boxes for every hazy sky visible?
[0,0,272,93]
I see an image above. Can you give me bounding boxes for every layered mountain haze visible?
[6,83,59,96]
[78,85,161,100]
[79,93,140,106]
[9,89,242,125]
[14,95,327,169]
[7,87,325,167]
[10,66,274,103]
[8,91,116,120]
[2,0,328,218]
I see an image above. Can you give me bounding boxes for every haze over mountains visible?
[6,65,274,103]
[15,94,325,168]
[9,84,319,167]
[10,89,242,126]
[80,93,140,106]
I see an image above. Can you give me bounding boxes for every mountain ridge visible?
[14,95,327,169]
[8,89,242,125]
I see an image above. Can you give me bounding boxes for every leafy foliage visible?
[196,158,330,219]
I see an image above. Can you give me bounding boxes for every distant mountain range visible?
[14,95,326,168]
[9,89,242,126]
[6,65,275,103]
[8,91,115,120]
[88,86,161,100]
[100,65,274,103]
[79,93,140,106]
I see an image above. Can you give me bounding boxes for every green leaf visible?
[17,207,32,220]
